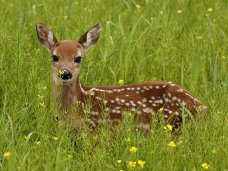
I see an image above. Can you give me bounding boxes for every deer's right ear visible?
[36,23,57,51]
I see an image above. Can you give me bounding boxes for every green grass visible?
[0,0,228,170]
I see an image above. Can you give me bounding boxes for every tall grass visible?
[0,0,227,170]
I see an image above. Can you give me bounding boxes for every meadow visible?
[0,0,228,170]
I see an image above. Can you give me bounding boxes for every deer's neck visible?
[58,76,85,109]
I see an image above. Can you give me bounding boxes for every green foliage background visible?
[0,0,227,170]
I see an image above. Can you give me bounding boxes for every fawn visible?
[36,23,208,133]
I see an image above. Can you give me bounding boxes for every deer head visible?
[36,23,101,85]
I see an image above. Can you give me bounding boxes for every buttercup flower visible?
[130,146,138,153]
[137,160,146,168]
[125,137,131,142]
[118,79,124,85]
[167,141,176,147]
[116,160,122,164]
[58,70,64,76]
[52,136,59,141]
[88,90,95,96]
[212,149,216,154]
[67,154,73,160]
[159,107,164,113]
[127,161,136,168]
[177,10,182,14]
[201,163,209,170]
[3,152,11,158]
[135,4,141,9]
[164,124,173,131]
[207,8,213,13]
[40,102,46,108]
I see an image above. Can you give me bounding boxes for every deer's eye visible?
[74,56,82,63]
[52,55,59,62]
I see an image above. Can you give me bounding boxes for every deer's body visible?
[36,23,208,133]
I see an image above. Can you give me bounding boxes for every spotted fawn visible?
[36,23,208,133]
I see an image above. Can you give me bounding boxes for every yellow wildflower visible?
[120,170,123,171]
[39,102,46,108]
[130,146,138,153]
[125,137,131,142]
[35,141,41,145]
[164,124,173,131]
[207,8,213,13]
[177,10,182,14]
[212,149,216,154]
[118,79,124,85]
[67,154,73,160]
[196,36,202,40]
[135,4,141,9]
[167,141,176,147]
[127,161,136,168]
[201,163,209,170]
[52,136,59,141]
[43,86,47,90]
[58,70,64,76]
[88,90,95,96]
[137,160,146,168]
[3,152,11,158]
[159,107,164,113]
[37,94,44,100]
[116,160,122,164]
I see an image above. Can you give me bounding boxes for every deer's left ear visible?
[78,23,101,50]
[36,23,57,52]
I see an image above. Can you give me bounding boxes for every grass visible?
[0,0,228,170]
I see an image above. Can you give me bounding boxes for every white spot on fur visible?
[172,96,177,101]
[155,86,160,89]
[177,89,183,93]
[137,111,142,114]
[130,101,136,107]
[121,99,125,103]
[175,112,179,116]
[91,111,99,116]
[142,98,147,103]
[95,96,102,100]
[137,101,142,105]
[143,108,153,113]
[151,96,155,100]
[131,107,136,112]
[142,104,146,107]
[115,98,120,101]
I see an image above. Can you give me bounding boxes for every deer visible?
[36,23,208,134]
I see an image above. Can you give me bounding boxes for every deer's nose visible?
[58,69,72,80]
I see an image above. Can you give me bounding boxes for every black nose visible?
[58,69,72,80]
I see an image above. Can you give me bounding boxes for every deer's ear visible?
[36,23,57,51]
[78,23,101,50]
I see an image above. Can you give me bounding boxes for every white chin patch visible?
[53,76,74,85]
